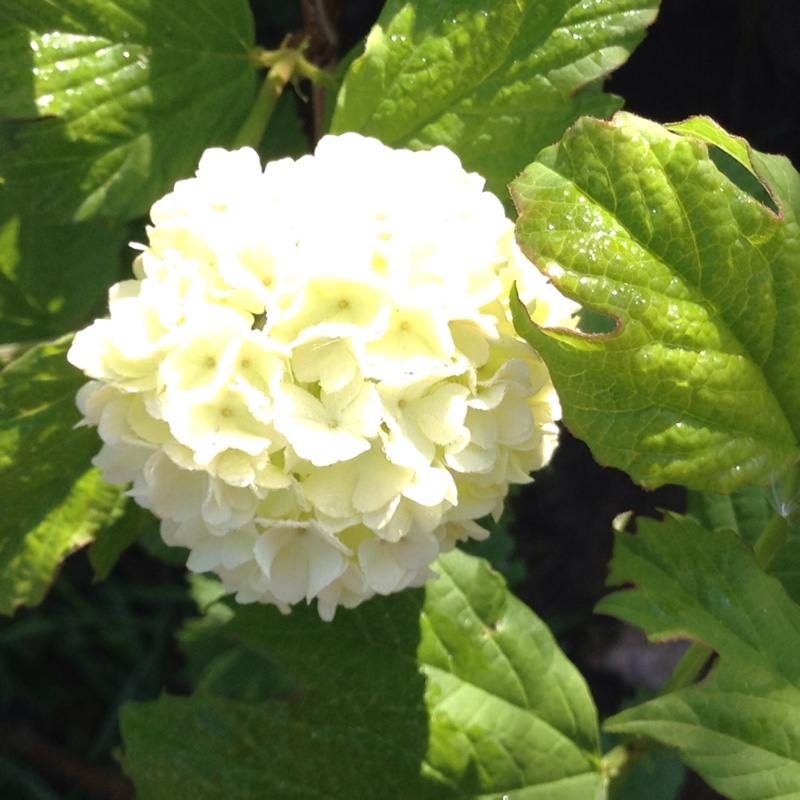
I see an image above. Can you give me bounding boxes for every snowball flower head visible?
[68,134,577,620]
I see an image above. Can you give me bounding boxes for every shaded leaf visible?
[331,0,658,204]
[686,486,772,546]
[609,744,685,800]
[257,90,309,163]
[88,502,156,582]
[599,514,800,800]
[121,549,603,799]
[512,113,800,492]
[0,0,257,221]
[0,337,124,611]
[687,485,800,605]
[0,180,129,344]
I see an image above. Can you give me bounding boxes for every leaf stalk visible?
[233,38,334,151]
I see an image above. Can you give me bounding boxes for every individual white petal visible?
[290,338,359,394]
[401,464,458,507]
[253,524,349,604]
[93,440,154,485]
[302,461,359,519]
[351,445,415,514]
[358,538,406,595]
[178,520,258,571]
[409,383,470,447]
[445,440,495,474]
[273,381,380,467]
[201,479,258,532]
[163,385,273,462]
[132,451,210,522]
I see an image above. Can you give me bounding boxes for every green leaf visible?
[599,514,800,800]
[257,90,309,164]
[88,501,156,582]
[686,486,773,546]
[0,467,123,613]
[121,549,603,800]
[609,744,685,800]
[422,551,603,798]
[0,337,124,611]
[511,113,800,492]
[331,0,658,205]
[0,181,129,344]
[686,485,800,605]
[0,0,257,221]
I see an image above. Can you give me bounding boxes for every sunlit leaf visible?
[121,549,604,799]
[599,514,800,800]
[331,0,659,204]
[0,0,257,221]
[512,113,800,492]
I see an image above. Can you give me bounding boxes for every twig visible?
[300,0,343,141]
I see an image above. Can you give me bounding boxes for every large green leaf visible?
[0,0,257,221]
[0,337,125,612]
[599,514,800,800]
[330,0,658,204]
[121,549,604,800]
[511,113,800,492]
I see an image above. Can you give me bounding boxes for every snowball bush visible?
[68,133,577,620]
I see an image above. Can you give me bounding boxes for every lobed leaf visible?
[512,113,800,492]
[0,0,257,221]
[121,549,604,800]
[599,514,800,800]
[331,0,659,205]
[0,337,125,612]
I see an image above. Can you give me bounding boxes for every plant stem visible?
[752,511,789,569]
[755,461,800,569]
[233,51,297,151]
[655,640,712,697]
[233,40,335,152]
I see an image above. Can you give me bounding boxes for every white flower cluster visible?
[68,134,576,620]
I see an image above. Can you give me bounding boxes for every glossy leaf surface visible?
[512,114,800,492]
[0,0,257,221]
[331,0,658,204]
